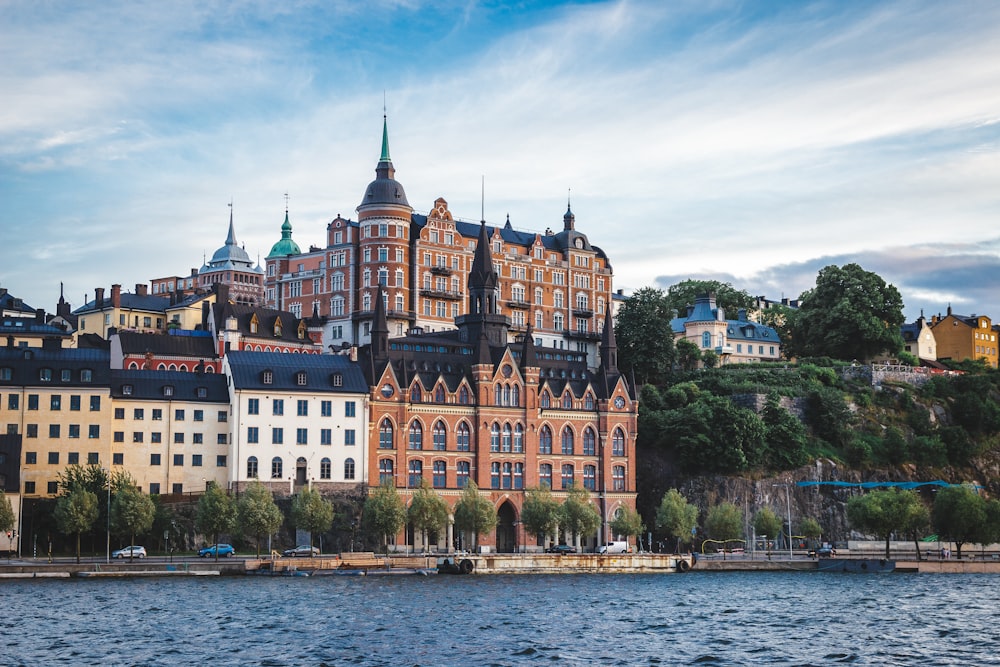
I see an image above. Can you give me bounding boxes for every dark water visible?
[2,571,998,666]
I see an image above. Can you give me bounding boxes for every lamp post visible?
[773,483,793,560]
[16,469,25,559]
[104,468,111,563]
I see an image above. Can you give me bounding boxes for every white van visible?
[598,541,629,554]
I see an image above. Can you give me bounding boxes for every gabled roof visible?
[213,302,318,347]
[114,331,217,358]
[0,289,35,315]
[0,347,112,386]
[73,293,170,315]
[109,369,229,402]
[226,351,367,393]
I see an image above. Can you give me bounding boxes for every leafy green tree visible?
[195,484,235,561]
[453,481,497,551]
[932,485,987,559]
[291,487,335,555]
[521,485,561,546]
[54,488,98,563]
[760,393,809,469]
[557,484,600,548]
[655,489,698,552]
[407,481,449,553]
[911,434,947,467]
[236,482,284,558]
[847,488,927,559]
[363,482,407,554]
[110,486,155,559]
[0,495,15,557]
[757,303,797,359]
[753,508,783,546]
[614,287,677,385]
[798,518,823,542]
[701,349,719,369]
[704,503,743,548]
[879,426,908,465]
[58,464,135,551]
[667,394,765,473]
[609,507,645,548]
[675,339,702,372]
[663,279,755,318]
[787,263,905,360]
[807,386,852,447]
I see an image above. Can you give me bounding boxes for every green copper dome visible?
[266,211,302,259]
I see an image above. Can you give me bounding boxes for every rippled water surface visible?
[3,571,999,666]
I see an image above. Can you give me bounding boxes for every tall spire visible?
[520,324,538,369]
[467,221,499,315]
[600,316,619,375]
[372,284,390,363]
[226,201,238,246]
[380,113,391,163]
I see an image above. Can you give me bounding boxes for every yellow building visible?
[73,284,170,342]
[929,307,998,368]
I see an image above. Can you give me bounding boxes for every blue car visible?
[199,544,235,558]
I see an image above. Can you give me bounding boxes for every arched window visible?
[379,419,394,449]
[502,462,513,489]
[271,457,283,479]
[434,385,445,403]
[456,422,471,451]
[503,385,511,406]
[612,428,626,457]
[502,424,512,452]
[410,385,422,403]
[344,458,355,480]
[539,463,552,488]
[511,385,520,407]
[540,391,550,409]
[379,459,393,485]
[539,426,552,454]
[612,465,626,491]
[320,457,332,480]
[408,460,423,488]
[583,428,596,456]
[490,423,500,452]
[433,421,447,450]
[702,331,711,348]
[513,424,524,453]
[433,460,447,488]
[408,421,423,450]
[247,456,258,479]
[584,393,594,410]
[494,385,503,406]
[561,427,574,455]
[457,461,470,488]
[561,464,574,489]
[490,462,501,489]
[458,386,470,405]
[513,462,524,489]
[562,393,572,409]
[583,464,596,490]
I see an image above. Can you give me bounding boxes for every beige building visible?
[73,284,170,342]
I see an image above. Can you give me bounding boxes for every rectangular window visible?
[172,483,183,494]
[247,427,259,444]
[217,455,227,467]
[87,453,98,465]
[192,454,203,467]
[344,429,356,446]
[68,424,80,439]
[50,395,61,411]
[321,429,332,445]
[193,410,203,422]
[114,407,124,419]
[217,411,228,422]
[114,431,124,443]
[272,428,283,445]
[70,395,81,411]
[133,432,144,443]
[217,433,228,445]
[24,481,35,494]
[68,452,79,465]
[152,409,162,421]
[113,453,124,466]
[297,400,308,417]
[48,452,59,465]
[149,483,160,494]
[27,394,38,410]
[193,433,203,444]
[321,401,332,417]
[273,399,283,416]
[151,432,162,443]
[25,423,37,438]
[134,408,144,420]
[47,481,59,495]
[173,454,184,466]
[247,398,259,415]
[296,428,308,445]
[345,401,356,418]
[89,424,100,439]
[175,409,185,421]
[49,424,60,438]
[7,394,18,410]
[90,395,101,411]
[150,453,161,466]
[174,433,184,444]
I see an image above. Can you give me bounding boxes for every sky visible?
[2,0,1000,322]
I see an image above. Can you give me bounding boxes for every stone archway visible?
[296,457,307,485]
[496,501,517,553]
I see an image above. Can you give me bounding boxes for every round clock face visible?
[614,396,625,409]
[381,384,394,398]
[502,364,513,378]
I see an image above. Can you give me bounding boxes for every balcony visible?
[507,300,531,310]
[564,328,601,341]
[572,307,594,318]
[715,345,735,355]
[351,309,416,322]
[422,288,463,301]
[430,265,453,276]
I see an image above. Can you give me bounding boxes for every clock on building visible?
[614,396,625,409]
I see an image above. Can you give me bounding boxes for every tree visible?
[363,482,407,554]
[453,481,497,551]
[847,488,927,559]
[675,339,702,372]
[788,263,905,360]
[195,484,235,561]
[614,287,677,386]
[761,393,809,469]
[110,486,155,560]
[757,303,797,359]
[655,489,698,552]
[520,485,561,547]
[609,506,645,549]
[236,482,284,558]
[407,481,449,553]
[291,488,335,555]
[798,517,823,543]
[663,279,755,319]
[558,484,601,548]
[0,495,15,557]
[753,508,783,548]
[704,503,742,551]
[932,485,987,559]
[54,488,98,563]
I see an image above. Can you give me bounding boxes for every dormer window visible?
[274,320,283,337]
[39,368,52,382]
[332,373,343,387]
[123,384,133,396]
[163,386,174,397]
[262,370,273,385]
[410,385,421,403]
[60,369,71,382]
[0,367,11,381]
[249,314,259,334]
[296,371,307,386]
[80,369,93,383]
[197,387,207,398]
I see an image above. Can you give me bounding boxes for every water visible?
[3,571,998,666]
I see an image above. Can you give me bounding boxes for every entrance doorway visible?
[496,501,517,553]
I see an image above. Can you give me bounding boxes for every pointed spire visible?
[476,329,492,366]
[372,284,389,363]
[520,324,538,369]
[468,221,499,308]
[380,113,391,162]
[226,203,238,246]
[600,317,619,375]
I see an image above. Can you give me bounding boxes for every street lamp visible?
[773,483,793,560]
[103,468,111,563]
[16,468,26,559]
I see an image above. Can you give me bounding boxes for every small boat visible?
[816,558,895,573]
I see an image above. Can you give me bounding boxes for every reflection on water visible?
[3,572,1000,666]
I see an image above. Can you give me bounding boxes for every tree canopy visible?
[363,482,408,554]
[291,488,335,553]
[407,481,450,551]
[110,486,155,556]
[609,506,645,545]
[847,488,927,559]
[932,485,990,559]
[520,485,561,545]
[753,508,783,544]
[614,287,677,385]
[704,503,742,545]
[236,482,283,558]
[655,489,698,552]
[664,279,755,318]
[453,481,497,550]
[54,488,98,563]
[558,484,601,546]
[788,263,905,360]
[195,484,235,560]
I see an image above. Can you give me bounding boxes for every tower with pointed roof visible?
[197,206,265,305]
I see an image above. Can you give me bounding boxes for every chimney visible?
[35,308,46,323]
[42,337,62,351]
[94,287,105,307]
[135,283,148,296]
[111,284,122,308]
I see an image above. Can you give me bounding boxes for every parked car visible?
[283,545,320,557]
[598,541,629,554]
[809,545,837,558]
[112,545,147,559]
[546,544,576,554]
[199,544,235,558]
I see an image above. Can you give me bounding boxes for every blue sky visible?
[2,0,1000,322]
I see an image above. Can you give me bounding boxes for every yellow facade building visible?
[929,307,998,368]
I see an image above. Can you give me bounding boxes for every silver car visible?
[112,545,147,559]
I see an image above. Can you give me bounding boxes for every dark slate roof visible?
[226,351,367,393]
[670,294,782,344]
[0,290,35,314]
[109,369,229,402]
[0,347,112,387]
[116,331,217,358]
[213,302,318,347]
[0,318,71,338]
[73,293,170,315]
[901,320,923,342]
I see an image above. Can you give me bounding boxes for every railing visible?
[430,266,453,276]
[507,300,531,310]
[572,308,594,318]
[564,329,600,341]
[422,288,463,301]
